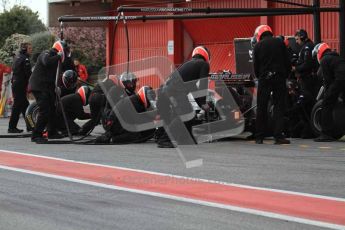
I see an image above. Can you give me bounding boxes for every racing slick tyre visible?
[25,101,39,130]
[310,100,344,139]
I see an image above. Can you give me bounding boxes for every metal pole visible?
[313,0,321,44]
[116,7,338,14]
[58,8,340,23]
[60,22,64,40]
[264,0,310,7]
[340,0,345,58]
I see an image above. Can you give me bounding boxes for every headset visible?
[295,29,308,42]
[20,42,30,53]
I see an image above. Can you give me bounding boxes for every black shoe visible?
[95,135,111,143]
[31,136,48,144]
[48,132,65,139]
[314,134,335,142]
[26,126,33,132]
[78,128,89,136]
[157,141,176,148]
[274,138,291,145]
[8,128,24,133]
[255,139,263,144]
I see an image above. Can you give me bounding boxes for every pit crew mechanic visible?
[252,25,291,144]
[312,43,345,142]
[95,85,156,144]
[79,72,137,137]
[155,46,211,148]
[29,40,72,143]
[8,42,32,133]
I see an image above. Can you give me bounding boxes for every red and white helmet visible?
[77,86,91,106]
[254,25,273,43]
[52,40,66,62]
[312,42,331,63]
[192,46,210,62]
[137,86,156,109]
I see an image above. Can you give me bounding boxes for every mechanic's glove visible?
[201,103,211,112]
[57,52,64,59]
[104,119,113,131]
[196,109,206,120]
[297,95,305,105]
[55,86,61,97]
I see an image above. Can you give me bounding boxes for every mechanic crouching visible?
[79,72,137,137]
[56,85,91,135]
[155,46,210,148]
[312,43,345,142]
[95,85,156,144]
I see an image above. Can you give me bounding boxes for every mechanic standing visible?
[292,29,319,138]
[293,29,318,97]
[252,25,291,144]
[156,46,210,148]
[29,41,68,143]
[8,42,32,133]
[312,43,345,142]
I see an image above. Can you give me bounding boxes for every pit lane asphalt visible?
[0,118,344,230]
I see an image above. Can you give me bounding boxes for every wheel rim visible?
[32,106,40,126]
[312,107,322,133]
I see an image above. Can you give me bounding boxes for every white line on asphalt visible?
[0,165,344,230]
[1,149,345,202]
[319,147,332,149]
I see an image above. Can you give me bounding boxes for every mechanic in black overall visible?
[252,25,291,144]
[29,41,71,143]
[79,72,137,138]
[292,29,319,138]
[95,85,156,144]
[8,42,32,133]
[155,46,210,148]
[59,47,79,97]
[312,43,345,142]
[293,29,318,97]
[56,85,91,135]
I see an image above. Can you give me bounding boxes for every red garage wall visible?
[112,21,168,64]
[182,17,259,73]
[180,0,260,73]
[272,0,340,51]
[107,0,341,87]
[108,0,260,73]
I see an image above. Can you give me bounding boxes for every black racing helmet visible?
[62,70,78,89]
[120,71,137,95]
